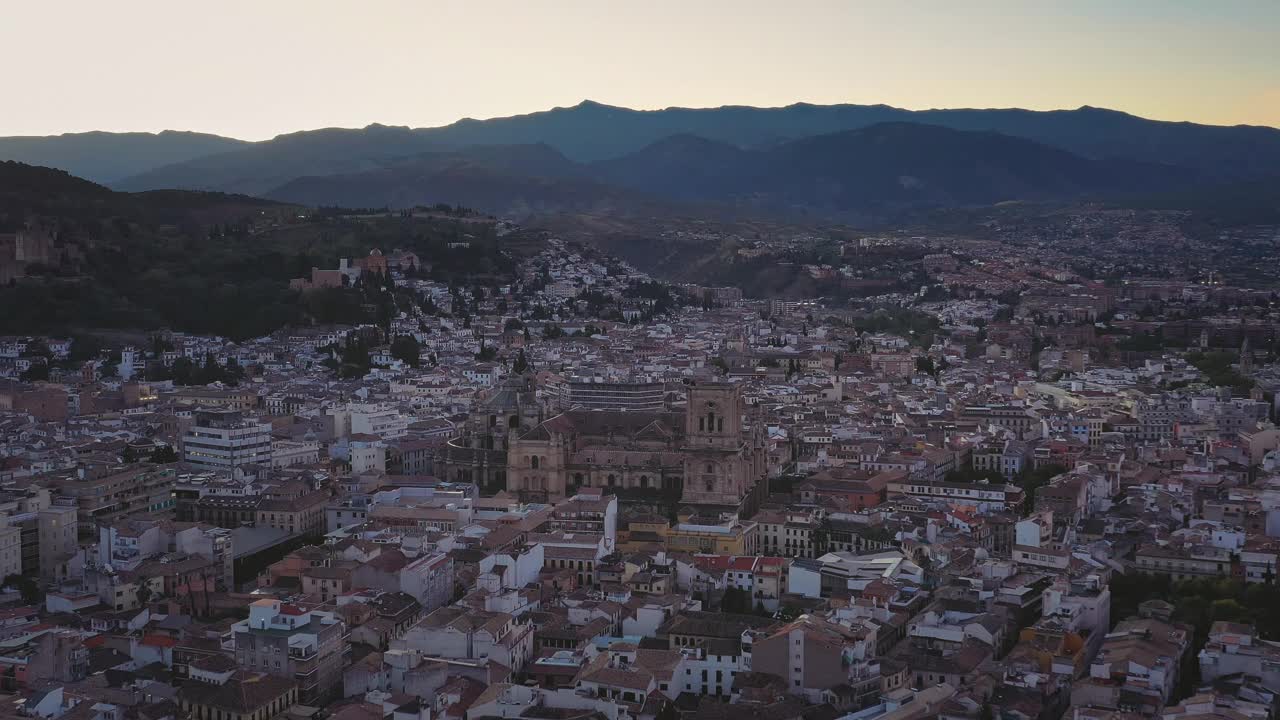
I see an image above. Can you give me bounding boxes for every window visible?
[531,456,540,469]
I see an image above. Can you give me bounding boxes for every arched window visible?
[607,474,616,486]
[706,463,714,474]
[717,418,724,432]
[574,473,584,486]
[639,475,649,488]
[706,412,715,430]
[531,456,540,469]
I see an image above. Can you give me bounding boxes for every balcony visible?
[289,646,318,660]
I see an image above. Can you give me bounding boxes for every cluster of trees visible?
[322,334,377,379]
[1110,573,1280,699]
[512,349,529,373]
[147,353,246,386]
[389,335,421,368]
[943,463,1066,512]
[719,587,767,615]
[853,307,940,348]
[122,445,178,464]
[475,344,498,362]
[915,355,947,376]
[1186,350,1254,395]
[19,362,50,382]
[1,574,42,605]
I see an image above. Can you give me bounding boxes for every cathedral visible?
[509,381,768,514]
[439,378,769,516]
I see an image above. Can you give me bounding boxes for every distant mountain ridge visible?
[4,100,1279,193]
[0,130,248,184]
[266,122,1203,220]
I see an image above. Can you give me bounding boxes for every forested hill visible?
[0,161,525,339]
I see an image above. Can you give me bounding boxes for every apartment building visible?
[233,599,347,705]
[47,464,174,538]
[182,410,273,470]
[400,606,534,674]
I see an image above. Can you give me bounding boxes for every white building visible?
[350,404,409,439]
[181,410,272,470]
[272,440,320,469]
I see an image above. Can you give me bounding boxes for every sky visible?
[3,0,1278,140]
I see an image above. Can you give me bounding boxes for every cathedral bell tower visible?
[681,383,750,508]
[686,383,743,449]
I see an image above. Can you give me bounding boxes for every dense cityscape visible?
[4,3,1280,718]
[0,207,1278,720]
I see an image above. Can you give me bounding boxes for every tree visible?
[915,356,936,376]
[721,587,752,613]
[99,351,120,378]
[19,362,49,382]
[172,357,195,385]
[2,574,42,605]
[512,348,529,374]
[338,335,372,378]
[148,445,179,464]
[201,353,223,384]
[136,581,153,608]
[390,335,422,368]
[150,334,173,357]
[223,358,245,386]
[69,334,105,362]
[1018,464,1067,511]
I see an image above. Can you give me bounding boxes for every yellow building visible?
[665,518,758,555]
[617,516,670,553]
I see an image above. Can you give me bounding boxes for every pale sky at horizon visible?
[4,0,1278,140]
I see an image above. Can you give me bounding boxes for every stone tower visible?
[681,383,752,508]
[686,383,744,449]
[1240,338,1253,375]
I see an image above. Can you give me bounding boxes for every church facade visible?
[506,382,769,514]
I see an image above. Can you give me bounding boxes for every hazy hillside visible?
[0,130,247,184]
[111,124,446,196]
[267,150,666,219]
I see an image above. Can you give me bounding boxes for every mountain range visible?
[3,100,1280,220]
[0,130,248,185]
